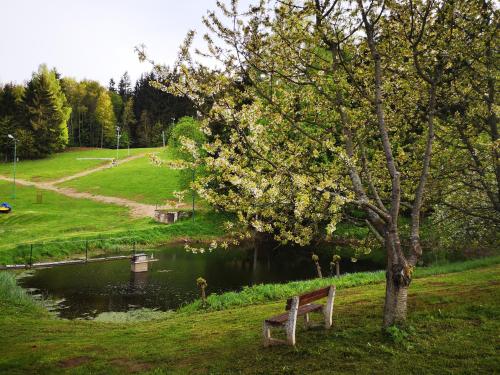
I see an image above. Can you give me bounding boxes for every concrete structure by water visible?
[130,253,150,272]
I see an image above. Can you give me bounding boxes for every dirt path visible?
[0,154,185,218]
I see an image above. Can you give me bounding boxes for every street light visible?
[116,126,121,160]
[7,134,16,199]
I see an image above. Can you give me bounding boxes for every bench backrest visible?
[285,286,333,310]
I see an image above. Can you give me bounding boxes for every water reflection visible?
[19,244,384,319]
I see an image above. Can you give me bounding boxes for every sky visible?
[0,0,253,86]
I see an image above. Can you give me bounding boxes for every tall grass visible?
[0,272,43,312]
[179,255,500,313]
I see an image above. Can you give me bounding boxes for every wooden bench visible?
[262,285,336,346]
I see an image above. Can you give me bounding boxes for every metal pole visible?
[13,140,16,199]
[192,168,195,222]
[85,240,88,262]
[116,127,121,160]
[162,131,165,148]
[29,244,33,267]
[133,241,136,255]
[191,124,195,222]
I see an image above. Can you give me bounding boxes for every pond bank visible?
[16,243,385,319]
[0,259,498,374]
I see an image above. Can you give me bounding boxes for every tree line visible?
[0,66,195,160]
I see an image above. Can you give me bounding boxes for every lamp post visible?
[116,126,121,160]
[7,134,16,199]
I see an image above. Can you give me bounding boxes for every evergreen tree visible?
[0,84,24,160]
[122,97,136,147]
[118,71,132,100]
[108,78,116,92]
[109,91,123,127]
[22,65,71,158]
[133,71,195,146]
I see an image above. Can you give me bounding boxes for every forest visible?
[0,66,195,159]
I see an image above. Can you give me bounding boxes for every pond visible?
[19,244,384,319]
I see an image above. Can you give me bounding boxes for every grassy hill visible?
[59,148,187,205]
[0,147,157,182]
[0,147,223,264]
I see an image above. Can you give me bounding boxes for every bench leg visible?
[286,296,299,345]
[285,321,296,346]
[323,286,336,329]
[263,322,272,347]
[303,313,310,330]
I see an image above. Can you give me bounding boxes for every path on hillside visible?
[0,154,187,218]
[51,153,146,184]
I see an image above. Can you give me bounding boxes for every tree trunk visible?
[315,261,323,278]
[383,233,412,328]
[201,286,206,305]
[383,268,409,328]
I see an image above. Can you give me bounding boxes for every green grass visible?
[0,272,43,313]
[60,148,188,205]
[0,181,228,264]
[0,147,157,182]
[0,262,498,374]
[179,255,500,313]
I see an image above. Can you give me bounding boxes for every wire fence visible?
[5,236,150,267]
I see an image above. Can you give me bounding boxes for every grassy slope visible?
[60,148,186,205]
[0,147,158,182]
[0,180,150,250]
[0,180,227,264]
[0,147,225,264]
[0,262,498,374]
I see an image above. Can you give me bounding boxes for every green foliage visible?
[19,65,71,158]
[132,71,196,147]
[385,325,416,351]
[95,91,117,147]
[168,116,206,191]
[0,272,43,312]
[168,117,205,157]
[121,97,135,146]
[0,84,24,160]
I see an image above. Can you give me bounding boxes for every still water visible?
[19,245,384,319]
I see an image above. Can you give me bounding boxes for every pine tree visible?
[22,65,71,158]
[122,97,136,146]
[118,72,132,100]
[108,78,116,92]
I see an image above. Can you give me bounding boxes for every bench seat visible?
[265,303,323,326]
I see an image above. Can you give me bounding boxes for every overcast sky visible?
[0,0,253,86]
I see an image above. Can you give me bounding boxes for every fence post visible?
[29,244,33,268]
[85,240,88,263]
[133,241,136,255]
